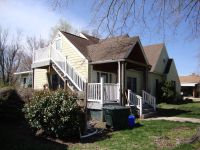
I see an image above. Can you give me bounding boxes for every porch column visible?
[121,61,126,106]
[118,61,121,105]
[143,68,148,91]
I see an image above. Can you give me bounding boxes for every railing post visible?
[140,98,142,118]
[127,89,130,106]
[154,97,156,111]
[100,77,104,104]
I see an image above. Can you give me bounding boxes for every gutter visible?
[89,59,125,64]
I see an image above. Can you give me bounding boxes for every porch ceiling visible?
[93,62,118,73]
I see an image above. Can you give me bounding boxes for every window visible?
[96,72,112,83]
[127,77,137,93]
[56,39,61,50]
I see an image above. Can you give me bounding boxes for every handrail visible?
[87,79,120,104]
[142,90,156,111]
[127,89,143,117]
[51,47,86,91]
[33,46,86,91]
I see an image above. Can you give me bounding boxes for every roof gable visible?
[60,31,94,60]
[144,44,167,73]
[126,40,149,65]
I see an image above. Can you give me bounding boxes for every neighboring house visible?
[31,31,180,118]
[143,44,181,97]
[179,74,200,98]
[14,71,33,88]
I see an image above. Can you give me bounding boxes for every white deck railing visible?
[104,83,120,103]
[87,78,120,104]
[127,89,143,117]
[33,46,86,91]
[142,90,156,111]
[33,47,50,62]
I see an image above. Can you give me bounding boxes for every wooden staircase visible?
[140,103,157,119]
[50,47,86,92]
[52,63,76,91]
[128,90,157,118]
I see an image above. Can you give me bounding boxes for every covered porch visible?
[87,59,149,110]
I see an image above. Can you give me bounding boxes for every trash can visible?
[103,105,130,130]
[128,115,135,128]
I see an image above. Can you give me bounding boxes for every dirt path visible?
[145,117,200,124]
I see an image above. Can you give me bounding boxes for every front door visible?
[127,77,137,93]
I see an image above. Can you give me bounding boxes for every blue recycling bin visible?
[128,115,135,127]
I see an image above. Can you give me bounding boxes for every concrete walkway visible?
[145,117,200,124]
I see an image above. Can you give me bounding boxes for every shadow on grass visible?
[0,121,67,150]
[157,107,191,117]
[81,124,143,144]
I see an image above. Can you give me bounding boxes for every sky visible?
[0,0,199,76]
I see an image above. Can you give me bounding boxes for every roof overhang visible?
[181,83,197,87]
[89,59,125,64]
[14,70,33,75]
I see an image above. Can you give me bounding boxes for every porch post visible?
[143,68,148,91]
[121,62,126,106]
[118,61,121,105]
[100,77,104,105]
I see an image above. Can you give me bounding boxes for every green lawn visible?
[157,101,200,119]
[1,120,200,150]
[70,120,200,150]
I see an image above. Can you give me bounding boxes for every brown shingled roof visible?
[81,33,100,44]
[61,31,148,64]
[60,31,94,59]
[87,36,139,62]
[179,74,200,83]
[143,44,164,72]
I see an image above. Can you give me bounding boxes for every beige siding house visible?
[144,44,180,97]
[32,31,180,118]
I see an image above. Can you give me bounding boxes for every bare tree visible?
[0,27,23,84]
[18,36,47,71]
[48,0,200,39]
[50,19,78,39]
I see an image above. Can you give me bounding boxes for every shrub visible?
[157,81,176,103]
[0,87,24,121]
[23,90,85,139]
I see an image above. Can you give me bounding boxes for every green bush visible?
[23,90,85,139]
[0,87,24,121]
[157,81,176,103]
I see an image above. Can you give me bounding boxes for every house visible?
[14,71,32,88]
[143,44,181,97]
[179,74,200,98]
[32,31,180,118]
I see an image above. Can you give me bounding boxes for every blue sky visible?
[0,0,199,76]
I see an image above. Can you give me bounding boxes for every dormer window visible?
[56,39,61,50]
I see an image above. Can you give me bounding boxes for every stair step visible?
[142,111,157,119]
[142,108,155,114]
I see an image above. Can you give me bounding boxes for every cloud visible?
[0,0,61,39]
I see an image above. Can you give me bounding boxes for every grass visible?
[70,120,200,150]
[1,120,199,150]
[157,100,200,119]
